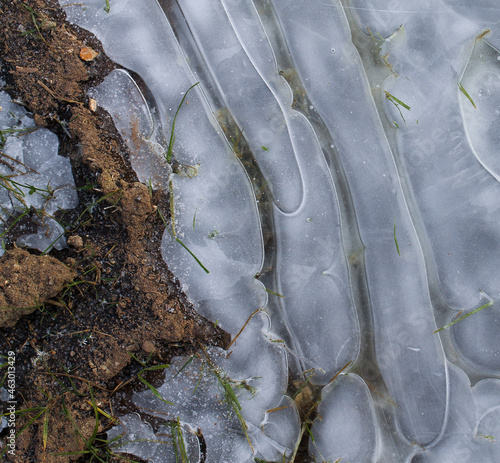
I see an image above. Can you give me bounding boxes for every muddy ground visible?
[0,1,230,461]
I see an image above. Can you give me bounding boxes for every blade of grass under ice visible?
[166,83,199,163]
[458,82,476,109]
[434,297,494,333]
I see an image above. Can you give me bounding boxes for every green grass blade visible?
[173,356,195,379]
[385,91,411,126]
[385,91,411,110]
[0,208,30,238]
[169,418,190,463]
[138,375,174,405]
[42,406,49,452]
[61,399,107,463]
[265,288,285,298]
[305,421,315,444]
[193,362,205,395]
[88,386,100,444]
[433,299,494,334]
[137,364,173,405]
[169,179,176,237]
[157,207,210,274]
[192,207,198,230]
[206,360,253,452]
[393,221,400,256]
[458,82,476,109]
[166,82,199,163]
[175,237,210,274]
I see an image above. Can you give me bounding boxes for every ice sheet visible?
[369,0,500,374]
[271,0,447,445]
[59,0,500,461]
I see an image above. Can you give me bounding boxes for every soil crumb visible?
[0,248,76,327]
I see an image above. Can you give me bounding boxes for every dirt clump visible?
[0,1,229,461]
[0,248,76,327]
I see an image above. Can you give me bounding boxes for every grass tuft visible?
[169,417,189,463]
[201,347,254,452]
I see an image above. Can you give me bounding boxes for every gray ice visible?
[309,373,379,462]
[272,0,447,445]
[58,0,500,461]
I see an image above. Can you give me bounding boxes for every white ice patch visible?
[112,315,299,462]
[0,91,77,255]
[89,68,172,188]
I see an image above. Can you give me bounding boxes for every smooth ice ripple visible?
[274,112,360,384]
[176,0,304,214]
[411,365,500,463]
[309,374,379,462]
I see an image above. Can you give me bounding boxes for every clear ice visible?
[58,0,500,461]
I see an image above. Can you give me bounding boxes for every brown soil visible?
[0,1,229,461]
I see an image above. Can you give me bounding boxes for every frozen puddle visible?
[60,0,500,461]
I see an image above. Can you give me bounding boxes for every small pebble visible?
[79,46,99,61]
[67,235,84,249]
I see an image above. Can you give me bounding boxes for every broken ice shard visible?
[0,91,77,254]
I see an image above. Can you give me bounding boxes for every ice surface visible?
[272,0,447,445]
[0,91,77,254]
[129,315,298,462]
[309,373,379,462]
[366,0,500,375]
[59,0,500,461]
[89,68,172,188]
[199,0,360,384]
